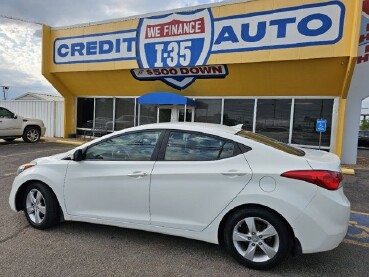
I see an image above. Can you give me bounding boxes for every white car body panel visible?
[64,160,154,224]
[150,154,252,231]
[0,117,23,136]
[9,122,350,255]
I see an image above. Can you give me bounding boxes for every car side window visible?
[0,108,14,118]
[85,131,162,161]
[164,131,235,161]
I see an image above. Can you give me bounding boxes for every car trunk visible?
[303,148,341,172]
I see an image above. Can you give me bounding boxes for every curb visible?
[42,138,85,146]
[55,140,85,146]
[341,168,355,175]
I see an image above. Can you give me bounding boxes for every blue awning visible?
[137,92,197,106]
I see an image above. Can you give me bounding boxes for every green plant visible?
[361,118,369,130]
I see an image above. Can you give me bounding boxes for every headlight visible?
[17,162,37,175]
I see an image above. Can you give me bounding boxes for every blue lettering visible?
[115,39,121,53]
[71,43,85,56]
[99,40,114,54]
[123,37,136,52]
[214,26,239,45]
[57,44,69,58]
[270,18,297,38]
[86,41,97,55]
[241,21,267,42]
[298,13,332,37]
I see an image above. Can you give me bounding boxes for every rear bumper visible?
[291,187,350,253]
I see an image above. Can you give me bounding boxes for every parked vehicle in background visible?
[0,107,46,143]
[9,123,350,269]
[358,130,369,147]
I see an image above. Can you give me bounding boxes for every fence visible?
[0,100,64,138]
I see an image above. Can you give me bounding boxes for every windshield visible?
[237,130,305,157]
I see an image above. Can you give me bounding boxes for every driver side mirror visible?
[13,114,17,119]
[73,149,84,161]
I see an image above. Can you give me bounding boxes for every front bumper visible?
[291,187,350,253]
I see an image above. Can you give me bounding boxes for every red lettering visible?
[357,54,369,64]
[198,67,212,74]
[212,66,223,74]
[145,18,205,39]
[180,68,189,74]
[359,33,369,44]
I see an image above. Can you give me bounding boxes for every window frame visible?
[82,129,166,162]
[156,129,244,162]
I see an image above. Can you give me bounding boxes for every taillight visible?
[281,170,343,190]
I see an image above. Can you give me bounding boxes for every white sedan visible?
[9,123,350,270]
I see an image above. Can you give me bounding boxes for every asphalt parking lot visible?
[0,141,368,276]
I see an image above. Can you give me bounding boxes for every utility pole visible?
[1,86,10,100]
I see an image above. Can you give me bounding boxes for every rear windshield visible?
[237,130,305,157]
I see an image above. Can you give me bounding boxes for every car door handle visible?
[127,171,147,178]
[221,171,247,177]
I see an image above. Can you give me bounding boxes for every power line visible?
[0,14,43,25]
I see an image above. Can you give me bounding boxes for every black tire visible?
[223,208,291,270]
[4,138,16,142]
[23,182,60,229]
[22,126,41,143]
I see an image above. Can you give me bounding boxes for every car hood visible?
[303,148,341,172]
[32,151,72,164]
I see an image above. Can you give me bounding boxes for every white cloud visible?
[0,0,222,99]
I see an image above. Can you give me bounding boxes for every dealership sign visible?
[54,1,345,89]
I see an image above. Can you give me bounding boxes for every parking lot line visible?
[351,210,369,216]
[3,173,16,177]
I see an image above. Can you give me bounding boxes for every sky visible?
[0,0,222,100]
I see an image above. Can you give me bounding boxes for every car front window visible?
[85,130,162,161]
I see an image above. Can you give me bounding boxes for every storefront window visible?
[292,99,334,147]
[77,98,94,129]
[223,99,255,130]
[194,99,222,124]
[256,99,292,143]
[95,98,114,132]
[138,105,157,125]
[114,98,135,131]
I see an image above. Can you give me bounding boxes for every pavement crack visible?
[0,225,29,244]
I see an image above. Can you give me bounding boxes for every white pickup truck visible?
[0,107,46,143]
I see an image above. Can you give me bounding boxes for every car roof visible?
[114,122,240,137]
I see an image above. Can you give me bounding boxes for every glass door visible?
[179,107,194,122]
[158,108,172,123]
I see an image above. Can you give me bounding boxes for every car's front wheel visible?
[22,126,41,143]
[223,207,291,270]
[23,182,60,229]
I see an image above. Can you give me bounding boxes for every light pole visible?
[1,86,9,100]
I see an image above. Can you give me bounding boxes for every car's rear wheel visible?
[22,126,41,143]
[4,138,16,142]
[223,208,291,270]
[23,182,59,229]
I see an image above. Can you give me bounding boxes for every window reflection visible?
[77,98,94,129]
[164,131,234,161]
[256,99,291,143]
[194,99,222,124]
[114,98,135,131]
[223,99,254,130]
[292,99,333,146]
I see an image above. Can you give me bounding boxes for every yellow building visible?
[42,0,362,158]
